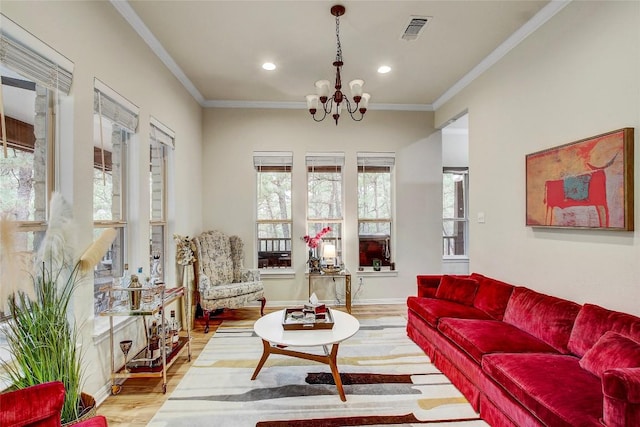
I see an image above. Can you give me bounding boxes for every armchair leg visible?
[259,297,266,316]
[203,309,210,333]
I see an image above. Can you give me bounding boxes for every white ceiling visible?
[114,0,565,110]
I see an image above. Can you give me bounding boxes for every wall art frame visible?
[525,128,634,230]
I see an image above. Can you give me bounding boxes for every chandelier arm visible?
[312,108,329,122]
[323,97,334,114]
[344,98,358,114]
[347,110,365,121]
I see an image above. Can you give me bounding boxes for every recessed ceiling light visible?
[377,65,391,74]
[262,62,276,71]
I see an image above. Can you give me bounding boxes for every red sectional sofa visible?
[406,273,640,427]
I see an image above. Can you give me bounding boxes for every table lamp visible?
[323,243,337,271]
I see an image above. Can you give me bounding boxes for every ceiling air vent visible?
[400,16,431,41]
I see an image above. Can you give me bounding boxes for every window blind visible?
[254,151,293,172]
[357,152,395,172]
[150,119,175,149]
[94,79,139,133]
[0,15,74,94]
[306,152,344,172]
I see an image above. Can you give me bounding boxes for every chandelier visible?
[306,5,370,125]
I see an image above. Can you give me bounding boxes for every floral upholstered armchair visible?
[193,230,265,332]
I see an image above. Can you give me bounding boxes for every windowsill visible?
[259,268,296,279]
[442,256,470,261]
[355,268,398,277]
[92,315,139,344]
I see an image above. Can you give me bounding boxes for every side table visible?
[308,269,351,314]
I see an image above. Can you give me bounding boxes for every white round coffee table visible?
[251,308,360,401]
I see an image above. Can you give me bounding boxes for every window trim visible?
[442,167,469,259]
[92,82,138,315]
[255,151,293,270]
[357,152,395,269]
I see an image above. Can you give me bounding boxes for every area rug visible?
[147,315,488,427]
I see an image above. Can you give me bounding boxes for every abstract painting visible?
[526,128,634,230]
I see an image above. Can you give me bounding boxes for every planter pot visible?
[61,393,97,427]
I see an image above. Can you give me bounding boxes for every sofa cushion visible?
[200,280,263,300]
[568,303,640,357]
[503,287,581,354]
[438,318,558,364]
[580,331,640,377]
[482,353,603,427]
[470,274,515,320]
[435,275,479,306]
[407,296,492,328]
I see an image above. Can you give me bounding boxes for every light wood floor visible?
[96,304,407,427]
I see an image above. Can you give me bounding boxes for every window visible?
[306,153,344,266]
[357,153,394,268]
[93,80,139,314]
[443,168,468,257]
[149,119,174,282]
[255,152,292,269]
[0,19,74,319]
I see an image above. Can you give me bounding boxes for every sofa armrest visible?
[602,367,640,427]
[240,268,261,283]
[603,367,640,403]
[417,275,442,298]
[0,381,65,427]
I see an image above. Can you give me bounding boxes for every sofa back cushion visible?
[579,331,640,377]
[503,287,581,354]
[471,273,515,320]
[568,303,640,357]
[196,230,234,286]
[435,275,479,306]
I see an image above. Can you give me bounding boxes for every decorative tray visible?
[282,307,334,330]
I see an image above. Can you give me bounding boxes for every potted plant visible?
[0,193,115,425]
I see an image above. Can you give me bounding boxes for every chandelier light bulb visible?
[315,80,331,102]
[349,79,364,100]
[306,95,319,113]
[359,93,371,113]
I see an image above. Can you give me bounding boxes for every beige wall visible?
[436,1,640,315]
[201,108,440,304]
[3,1,203,401]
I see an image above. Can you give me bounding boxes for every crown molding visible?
[113,0,570,111]
[109,0,205,105]
[433,0,571,110]
[203,100,433,111]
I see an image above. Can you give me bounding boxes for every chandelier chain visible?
[335,14,342,63]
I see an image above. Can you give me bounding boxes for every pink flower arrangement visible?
[303,226,332,249]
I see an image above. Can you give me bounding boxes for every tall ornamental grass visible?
[3,263,84,424]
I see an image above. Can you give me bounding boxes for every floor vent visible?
[401,16,431,41]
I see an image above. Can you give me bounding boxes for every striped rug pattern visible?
[147,315,488,427]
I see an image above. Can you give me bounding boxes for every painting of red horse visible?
[526,128,634,230]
